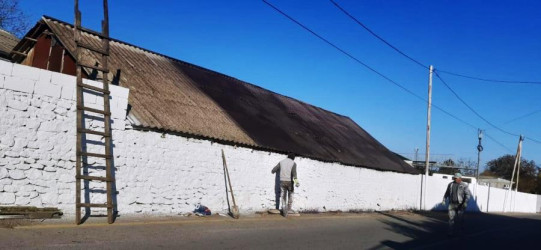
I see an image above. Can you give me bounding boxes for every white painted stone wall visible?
[426,174,541,213]
[1,60,540,217]
[113,130,423,214]
[0,61,128,214]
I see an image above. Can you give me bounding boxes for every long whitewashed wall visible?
[1,60,539,217]
[114,130,423,214]
[426,174,541,213]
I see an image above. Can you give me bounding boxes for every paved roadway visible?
[1,211,540,249]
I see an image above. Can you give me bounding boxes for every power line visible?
[434,71,520,137]
[329,0,428,70]
[484,132,514,153]
[525,136,541,144]
[503,109,541,125]
[330,0,541,85]
[436,70,541,85]
[262,0,422,102]
[263,0,534,156]
[262,0,476,131]
[434,72,541,145]
[330,0,541,145]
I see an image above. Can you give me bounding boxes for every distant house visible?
[0,29,19,60]
[478,177,513,189]
[8,15,417,174]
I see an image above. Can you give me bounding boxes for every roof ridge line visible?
[41,15,350,120]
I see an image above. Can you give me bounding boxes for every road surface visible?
[1,211,540,249]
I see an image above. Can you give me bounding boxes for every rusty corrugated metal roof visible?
[35,16,418,174]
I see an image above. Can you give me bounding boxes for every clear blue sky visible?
[20,0,541,171]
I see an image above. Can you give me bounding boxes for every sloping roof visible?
[478,177,513,184]
[14,16,418,174]
[0,29,19,59]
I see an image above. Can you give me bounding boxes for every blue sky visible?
[19,1,541,170]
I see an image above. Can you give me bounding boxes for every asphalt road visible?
[2,211,540,249]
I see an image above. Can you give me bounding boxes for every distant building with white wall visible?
[478,177,513,189]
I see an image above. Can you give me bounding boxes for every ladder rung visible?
[24,37,37,42]
[77,62,109,73]
[76,26,111,40]
[76,175,114,182]
[77,203,112,208]
[78,83,110,94]
[11,51,27,57]
[78,128,110,137]
[76,40,109,55]
[77,105,111,116]
[77,151,112,159]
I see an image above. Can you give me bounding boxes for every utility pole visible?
[503,135,523,212]
[475,129,483,199]
[514,136,523,212]
[476,129,483,180]
[423,65,433,210]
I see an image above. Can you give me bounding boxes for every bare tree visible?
[0,0,29,37]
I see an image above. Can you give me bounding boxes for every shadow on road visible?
[371,211,541,250]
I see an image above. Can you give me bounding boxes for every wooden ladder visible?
[74,0,115,224]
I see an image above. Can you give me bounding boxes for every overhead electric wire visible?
[329,0,541,144]
[484,132,514,153]
[435,70,541,85]
[262,0,477,131]
[435,72,541,145]
[525,136,541,144]
[263,0,536,154]
[434,71,519,137]
[503,109,541,124]
[329,0,429,70]
[330,0,541,85]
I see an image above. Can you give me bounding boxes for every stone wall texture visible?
[1,60,540,217]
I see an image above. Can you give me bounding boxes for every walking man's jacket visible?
[443,181,471,205]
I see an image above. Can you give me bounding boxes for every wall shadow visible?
[371,211,541,249]
[431,197,482,213]
[79,93,119,224]
[274,170,281,210]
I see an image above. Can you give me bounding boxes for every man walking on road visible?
[272,153,299,217]
[442,173,472,236]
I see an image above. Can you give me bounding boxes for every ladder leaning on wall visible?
[73,0,115,224]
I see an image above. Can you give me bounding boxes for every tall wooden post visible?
[503,135,523,212]
[423,65,433,210]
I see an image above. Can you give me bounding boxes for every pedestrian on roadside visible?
[271,153,300,217]
[441,173,472,236]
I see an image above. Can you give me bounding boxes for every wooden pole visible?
[423,65,433,210]
[486,182,491,212]
[101,0,114,224]
[74,0,82,225]
[222,149,239,219]
[503,136,523,212]
[514,137,523,212]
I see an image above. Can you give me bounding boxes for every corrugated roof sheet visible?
[36,16,418,174]
[0,29,19,59]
